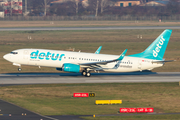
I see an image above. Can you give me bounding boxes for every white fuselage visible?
[3,48,163,72]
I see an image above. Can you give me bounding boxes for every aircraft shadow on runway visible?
[3,71,157,77]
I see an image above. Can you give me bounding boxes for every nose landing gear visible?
[18,68,22,71]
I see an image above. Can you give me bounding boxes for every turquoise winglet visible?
[117,49,127,61]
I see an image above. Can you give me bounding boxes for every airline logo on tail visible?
[153,36,165,57]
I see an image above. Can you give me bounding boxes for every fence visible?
[0,15,180,21]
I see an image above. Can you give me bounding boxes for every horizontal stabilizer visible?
[152,60,175,63]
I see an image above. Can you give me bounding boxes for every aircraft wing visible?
[95,46,102,54]
[80,49,127,66]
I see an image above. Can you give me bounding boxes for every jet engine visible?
[62,63,80,73]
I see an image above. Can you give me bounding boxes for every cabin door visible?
[23,50,29,64]
[138,60,142,70]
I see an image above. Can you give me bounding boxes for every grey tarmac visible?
[0,72,179,85]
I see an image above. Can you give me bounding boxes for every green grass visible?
[0,21,180,28]
[0,83,180,116]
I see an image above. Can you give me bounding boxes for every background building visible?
[3,0,22,15]
[139,0,169,6]
[114,0,141,7]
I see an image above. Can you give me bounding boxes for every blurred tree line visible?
[0,5,3,11]
[24,0,180,17]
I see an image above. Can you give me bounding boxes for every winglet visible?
[95,46,102,54]
[117,49,127,61]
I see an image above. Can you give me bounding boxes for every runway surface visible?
[0,26,180,31]
[0,72,179,85]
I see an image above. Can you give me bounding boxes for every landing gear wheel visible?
[86,72,91,77]
[18,68,22,71]
[82,70,87,76]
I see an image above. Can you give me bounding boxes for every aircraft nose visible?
[3,54,10,60]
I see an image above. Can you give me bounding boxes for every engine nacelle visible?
[62,63,80,73]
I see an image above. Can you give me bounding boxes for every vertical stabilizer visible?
[128,29,172,60]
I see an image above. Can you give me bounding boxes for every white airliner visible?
[3,29,173,77]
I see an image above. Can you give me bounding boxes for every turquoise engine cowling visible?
[62,63,80,73]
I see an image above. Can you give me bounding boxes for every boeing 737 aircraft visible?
[3,29,172,77]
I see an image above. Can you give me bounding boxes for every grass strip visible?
[0,83,180,116]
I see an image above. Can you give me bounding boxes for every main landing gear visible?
[82,70,91,77]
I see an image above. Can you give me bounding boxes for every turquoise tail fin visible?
[128,29,172,60]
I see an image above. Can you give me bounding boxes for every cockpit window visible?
[10,52,18,54]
